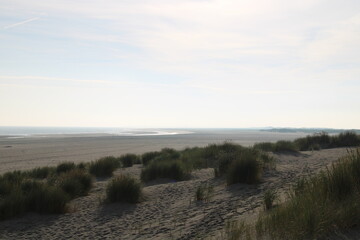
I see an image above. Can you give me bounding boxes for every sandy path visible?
[0,148,352,239]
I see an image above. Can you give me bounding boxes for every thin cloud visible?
[3,17,40,30]
[0,75,180,89]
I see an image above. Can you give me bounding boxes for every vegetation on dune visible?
[2,132,356,223]
[195,183,214,202]
[27,166,56,179]
[0,161,94,220]
[106,175,142,203]
[226,152,262,185]
[263,189,277,210]
[119,154,139,168]
[141,151,162,166]
[140,142,273,185]
[141,160,190,182]
[256,148,360,239]
[89,156,120,177]
[0,172,70,220]
[57,169,93,198]
[254,131,360,153]
[56,162,76,174]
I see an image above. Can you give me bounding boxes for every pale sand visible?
[0,130,307,174]
[0,146,354,239]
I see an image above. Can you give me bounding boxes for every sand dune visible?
[0,148,351,239]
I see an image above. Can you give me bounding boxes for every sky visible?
[0,0,360,128]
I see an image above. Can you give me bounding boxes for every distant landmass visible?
[261,128,360,134]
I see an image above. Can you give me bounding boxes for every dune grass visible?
[141,160,190,182]
[263,189,277,210]
[89,156,120,177]
[254,141,298,153]
[0,161,95,220]
[106,175,142,203]
[119,154,139,168]
[254,131,360,153]
[141,151,162,166]
[256,148,360,239]
[57,169,93,198]
[139,142,271,186]
[226,152,262,185]
[56,162,76,174]
[195,183,214,202]
[0,177,70,220]
[27,166,56,179]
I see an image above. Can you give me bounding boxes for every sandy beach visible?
[0,146,351,239]
[0,130,355,239]
[0,130,307,174]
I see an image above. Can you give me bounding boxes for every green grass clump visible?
[57,169,93,198]
[255,132,360,153]
[23,182,69,214]
[140,160,190,182]
[257,148,360,239]
[253,142,276,152]
[27,166,55,179]
[226,151,262,185]
[332,131,360,147]
[119,154,139,168]
[294,132,331,151]
[56,162,76,174]
[0,179,69,220]
[263,189,277,210]
[0,190,27,220]
[89,156,120,177]
[195,183,214,202]
[273,140,298,152]
[106,175,142,203]
[141,151,161,166]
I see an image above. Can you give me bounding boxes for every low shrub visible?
[76,162,88,170]
[253,142,276,152]
[141,151,161,166]
[195,183,214,202]
[263,189,277,210]
[57,169,93,198]
[0,180,69,220]
[89,156,119,177]
[273,140,298,152]
[2,171,25,185]
[160,148,180,160]
[106,175,142,203]
[25,183,69,214]
[140,160,190,182]
[56,162,76,174]
[259,153,276,170]
[119,154,139,168]
[294,132,331,151]
[0,190,26,220]
[226,152,261,185]
[27,166,55,179]
[331,131,360,147]
[256,148,360,239]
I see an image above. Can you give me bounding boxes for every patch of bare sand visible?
[0,148,356,239]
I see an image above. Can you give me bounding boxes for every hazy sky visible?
[1,0,360,128]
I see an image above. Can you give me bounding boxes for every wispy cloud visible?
[0,75,181,90]
[3,17,40,30]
